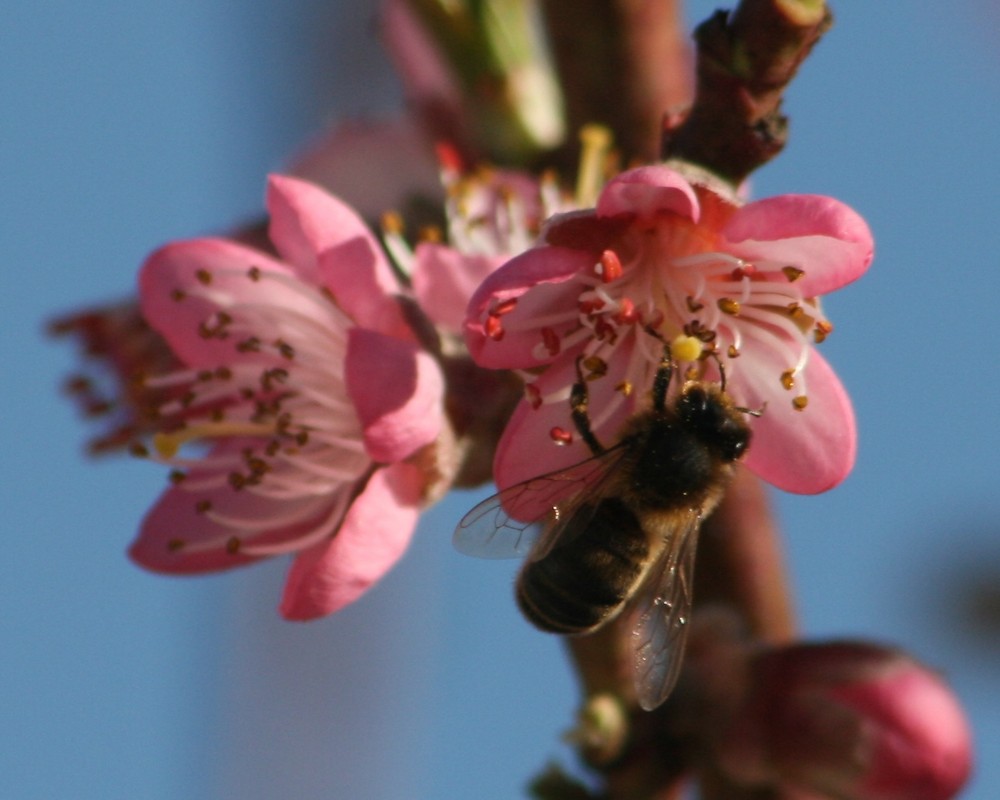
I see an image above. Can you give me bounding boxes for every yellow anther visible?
[670,334,704,363]
[380,210,404,235]
[582,355,608,378]
[152,421,276,458]
[780,370,796,391]
[814,320,834,343]
[792,395,809,411]
[576,124,614,207]
[418,225,443,243]
[718,298,741,316]
[782,266,805,282]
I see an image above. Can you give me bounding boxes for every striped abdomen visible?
[516,497,650,635]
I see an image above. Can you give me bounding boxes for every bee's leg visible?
[650,342,675,414]
[571,356,606,455]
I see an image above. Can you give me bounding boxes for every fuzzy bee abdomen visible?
[516,498,648,635]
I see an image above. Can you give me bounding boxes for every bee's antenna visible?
[707,349,728,393]
[737,401,767,418]
[705,348,765,416]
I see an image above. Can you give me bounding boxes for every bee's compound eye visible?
[720,429,749,461]
[680,387,750,461]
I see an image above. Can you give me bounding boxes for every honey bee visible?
[454,342,756,710]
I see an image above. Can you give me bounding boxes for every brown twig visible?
[664,0,832,186]
[696,468,796,646]
[540,0,693,165]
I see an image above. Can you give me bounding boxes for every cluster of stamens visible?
[132,264,369,557]
[483,229,836,447]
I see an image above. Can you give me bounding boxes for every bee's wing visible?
[453,444,630,561]
[630,515,702,711]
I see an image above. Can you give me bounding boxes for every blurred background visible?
[3,1,998,797]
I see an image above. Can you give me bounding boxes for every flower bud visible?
[714,642,972,800]
[381,0,566,163]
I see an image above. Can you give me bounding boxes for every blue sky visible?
[4,1,998,797]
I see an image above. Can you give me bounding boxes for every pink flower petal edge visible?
[345,328,444,463]
[464,246,594,368]
[596,165,700,221]
[279,462,424,620]
[723,193,874,297]
[741,346,856,494]
[267,174,391,285]
[268,174,411,339]
[139,238,303,367]
[413,243,502,334]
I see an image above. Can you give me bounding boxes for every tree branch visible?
[664,0,832,185]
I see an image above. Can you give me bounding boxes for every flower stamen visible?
[152,421,278,458]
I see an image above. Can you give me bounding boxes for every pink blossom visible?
[465,165,873,494]
[715,642,973,800]
[129,174,444,620]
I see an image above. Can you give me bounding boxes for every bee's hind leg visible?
[571,356,606,455]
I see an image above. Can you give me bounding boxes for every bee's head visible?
[677,384,752,462]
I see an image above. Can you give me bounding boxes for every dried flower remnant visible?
[130,175,445,620]
[50,302,183,454]
[465,164,873,496]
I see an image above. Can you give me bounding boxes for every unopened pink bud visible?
[715,642,972,800]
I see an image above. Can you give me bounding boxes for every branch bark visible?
[664,0,832,185]
[540,0,693,164]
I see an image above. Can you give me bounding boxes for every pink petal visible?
[596,165,700,222]
[723,194,874,297]
[412,243,502,333]
[315,235,411,340]
[493,344,638,496]
[130,462,339,573]
[139,238,334,368]
[738,346,856,494]
[287,118,442,221]
[464,246,593,369]
[279,462,424,620]
[345,327,444,463]
[266,174,393,288]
